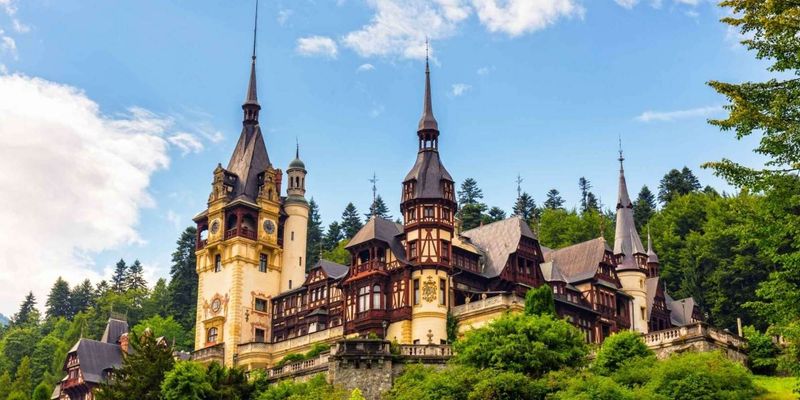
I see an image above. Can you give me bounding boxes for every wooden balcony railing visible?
[352,260,386,275]
[62,376,84,389]
[224,227,257,241]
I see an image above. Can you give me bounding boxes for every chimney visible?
[119,333,130,354]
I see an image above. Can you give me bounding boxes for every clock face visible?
[210,220,220,234]
[263,219,275,234]
[211,298,221,313]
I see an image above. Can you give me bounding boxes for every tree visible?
[742,325,779,375]
[70,279,96,316]
[633,185,656,231]
[544,189,565,210]
[459,203,488,231]
[468,371,546,400]
[12,292,38,327]
[125,260,147,292]
[486,207,506,223]
[10,356,32,400]
[454,312,588,378]
[645,352,756,399]
[32,383,51,400]
[512,192,538,225]
[322,221,343,252]
[321,240,351,266]
[111,259,128,293]
[95,331,175,400]
[554,372,635,400]
[458,178,483,205]
[160,361,212,400]
[340,203,363,240]
[30,335,64,387]
[578,177,592,211]
[658,167,701,204]
[538,208,614,249]
[45,277,72,320]
[133,315,190,351]
[1,327,40,374]
[592,331,653,375]
[366,195,392,220]
[349,388,367,400]
[584,192,600,213]
[143,279,170,320]
[0,371,12,400]
[306,198,324,270]
[524,285,555,317]
[167,226,197,333]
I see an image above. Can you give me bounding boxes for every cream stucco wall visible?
[410,269,449,344]
[281,202,308,292]
[618,270,649,334]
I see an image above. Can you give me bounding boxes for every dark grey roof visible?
[668,294,697,326]
[346,217,407,263]
[289,144,305,169]
[67,339,123,384]
[244,59,258,106]
[461,216,535,278]
[418,59,438,132]
[646,230,659,264]
[539,261,565,283]
[616,254,643,272]
[101,318,128,345]
[614,159,646,257]
[402,150,453,199]
[542,237,609,283]
[316,259,349,279]
[226,124,271,203]
[645,277,660,320]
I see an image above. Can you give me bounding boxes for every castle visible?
[190,32,709,371]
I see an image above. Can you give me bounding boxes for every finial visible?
[515,174,523,199]
[252,0,259,62]
[618,133,624,170]
[296,137,299,159]
[425,36,429,70]
[369,172,378,205]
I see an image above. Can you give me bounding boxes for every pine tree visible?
[95,331,175,400]
[144,279,171,319]
[578,177,592,211]
[12,292,38,327]
[111,259,128,293]
[544,189,565,210]
[45,277,72,320]
[658,167,702,204]
[10,356,32,399]
[70,279,96,316]
[0,371,12,400]
[96,280,110,297]
[365,195,391,220]
[512,192,539,225]
[167,226,197,332]
[306,198,324,270]
[340,203,363,239]
[585,192,600,212]
[457,178,483,205]
[322,221,343,252]
[633,185,657,230]
[125,260,147,292]
[486,207,507,222]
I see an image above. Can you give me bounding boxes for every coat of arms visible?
[422,276,437,303]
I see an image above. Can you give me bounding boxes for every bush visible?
[305,343,331,359]
[611,357,657,389]
[592,331,654,375]
[256,373,346,400]
[743,325,779,375]
[160,361,212,400]
[468,370,547,400]
[644,351,757,400]
[275,353,306,368]
[552,372,637,400]
[384,364,490,400]
[524,285,556,317]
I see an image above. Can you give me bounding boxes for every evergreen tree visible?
[95,331,175,400]
[306,198,324,270]
[512,192,539,225]
[457,178,483,205]
[366,195,392,220]
[95,280,110,297]
[578,177,592,211]
[633,185,657,230]
[10,356,32,399]
[111,259,128,293]
[658,167,701,204]
[340,203,363,239]
[585,192,600,213]
[459,203,487,231]
[322,221,344,252]
[45,277,72,320]
[125,260,147,292]
[486,207,506,223]
[544,189,565,210]
[144,279,171,319]
[167,226,197,333]
[70,279,96,316]
[12,292,38,327]
[32,383,51,400]
[0,371,12,400]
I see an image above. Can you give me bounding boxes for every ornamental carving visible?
[203,293,229,319]
[422,276,437,303]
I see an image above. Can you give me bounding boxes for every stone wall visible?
[329,340,394,400]
[644,322,748,364]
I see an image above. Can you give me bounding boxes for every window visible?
[255,328,266,342]
[409,241,418,259]
[207,327,218,344]
[441,241,450,260]
[214,255,221,272]
[413,279,420,305]
[372,285,382,309]
[439,278,446,305]
[358,286,370,312]
[442,208,450,221]
[424,206,435,219]
[288,280,293,289]
[640,306,646,320]
[259,253,268,273]
[299,256,303,266]
[291,231,295,241]
[255,298,267,312]
[407,208,417,221]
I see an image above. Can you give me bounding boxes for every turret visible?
[281,144,309,292]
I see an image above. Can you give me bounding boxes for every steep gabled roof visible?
[226,124,270,202]
[66,339,123,384]
[645,277,660,320]
[101,318,128,345]
[316,259,349,280]
[346,217,407,263]
[667,295,698,326]
[461,216,535,278]
[542,237,609,283]
[539,261,566,283]
[403,151,453,198]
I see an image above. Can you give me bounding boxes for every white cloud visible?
[614,0,638,9]
[0,0,17,16]
[635,105,723,122]
[296,36,339,58]
[168,132,204,155]
[370,103,385,118]
[476,66,492,75]
[0,74,174,314]
[451,83,471,96]
[357,63,375,72]
[166,210,182,231]
[277,9,293,26]
[1,31,17,59]
[0,63,7,74]
[12,19,29,33]
[685,9,699,18]
[472,0,584,37]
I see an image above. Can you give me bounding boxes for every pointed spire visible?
[296,137,300,159]
[614,136,646,260]
[418,38,439,132]
[242,0,261,124]
[647,226,659,263]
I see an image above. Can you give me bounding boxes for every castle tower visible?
[646,227,660,278]
[281,144,309,291]
[192,4,284,365]
[613,148,649,333]
[395,50,457,345]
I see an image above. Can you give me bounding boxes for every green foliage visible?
[366,195,392,220]
[125,259,147,292]
[743,325,779,375]
[69,279,96,316]
[307,198,324,270]
[384,364,490,400]
[95,331,175,400]
[453,312,588,378]
[340,203,363,240]
[143,278,170,319]
[2,327,40,375]
[111,259,127,293]
[32,382,50,400]
[256,373,346,400]
[348,388,365,400]
[633,185,656,231]
[524,285,556,317]
[161,361,213,400]
[513,192,539,225]
[645,351,756,400]
[446,312,458,343]
[552,372,636,400]
[45,278,72,320]
[458,178,489,231]
[658,167,701,204]
[275,353,306,368]
[321,239,351,266]
[592,331,653,375]
[11,357,32,399]
[205,361,258,400]
[544,189,565,210]
[11,292,39,328]
[468,370,547,400]
[486,206,507,223]
[133,315,191,351]
[30,335,64,386]
[167,226,198,334]
[458,178,483,205]
[322,222,344,252]
[538,208,614,249]
[0,371,13,399]
[305,343,331,359]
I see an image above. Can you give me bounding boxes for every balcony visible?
[192,343,224,364]
[224,226,257,241]
[399,344,453,359]
[450,293,525,318]
[238,326,345,358]
[267,353,330,379]
[643,322,745,349]
[196,239,208,250]
[351,260,387,275]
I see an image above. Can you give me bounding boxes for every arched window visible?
[372,285,381,309]
[207,327,218,344]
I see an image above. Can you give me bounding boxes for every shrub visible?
[552,372,637,400]
[644,351,757,400]
[743,325,779,375]
[524,285,556,317]
[468,370,547,400]
[305,342,331,359]
[593,331,654,375]
[275,353,306,368]
[611,357,657,389]
[384,364,490,400]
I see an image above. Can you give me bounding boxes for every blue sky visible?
[0,0,768,315]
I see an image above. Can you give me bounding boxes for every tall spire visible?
[242,0,261,124]
[614,136,646,260]
[418,38,439,133]
[647,226,659,263]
